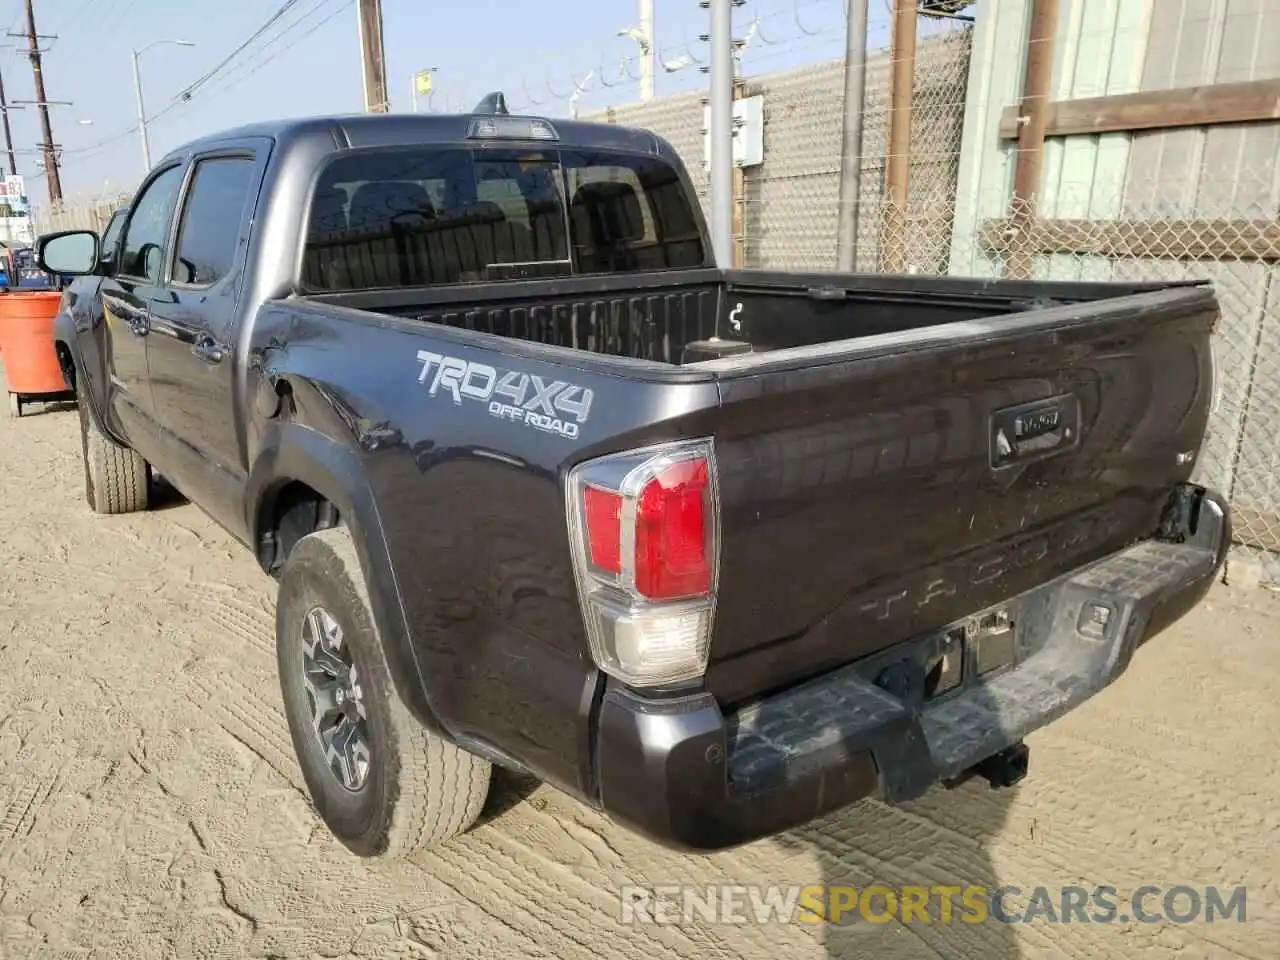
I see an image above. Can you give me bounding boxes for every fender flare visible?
[53,316,100,427]
[53,313,115,440]
[246,422,448,738]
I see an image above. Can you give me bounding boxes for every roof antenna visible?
[472,92,510,116]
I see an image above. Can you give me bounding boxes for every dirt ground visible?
[0,381,1277,960]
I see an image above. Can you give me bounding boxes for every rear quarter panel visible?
[250,301,721,797]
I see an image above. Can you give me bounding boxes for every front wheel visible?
[276,526,492,858]
[76,379,149,514]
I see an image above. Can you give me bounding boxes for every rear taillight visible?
[566,439,719,687]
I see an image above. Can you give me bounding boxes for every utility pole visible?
[356,0,389,113]
[21,0,60,201]
[835,0,869,271]
[639,0,655,102]
[707,0,734,269]
[0,70,18,177]
[880,0,917,272]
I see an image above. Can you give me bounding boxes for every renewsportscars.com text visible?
[619,884,1248,926]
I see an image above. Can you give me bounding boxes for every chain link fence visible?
[582,20,974,272]
[21,7,1280,582]
[582,7,1278,584]
[963,176,1280,584]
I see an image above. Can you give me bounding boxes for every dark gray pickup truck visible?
[37,97,1229,858]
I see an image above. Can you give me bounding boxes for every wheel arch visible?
[248,422,447,738]
[54,312,115,441]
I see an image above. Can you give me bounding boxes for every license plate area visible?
[856,601,1023,709]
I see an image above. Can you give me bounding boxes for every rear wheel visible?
[276,526,492,858]
[76,379,149,514]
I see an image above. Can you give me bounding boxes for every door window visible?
[171,157,258,286]
[118,165,185,283]
[100,209,126,262]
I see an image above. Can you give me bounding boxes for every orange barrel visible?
[0,290,67,396]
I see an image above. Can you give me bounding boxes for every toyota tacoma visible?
[37,97,1229,856]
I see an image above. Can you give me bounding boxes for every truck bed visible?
[304,268,1207,366]
[296,270,1218,710]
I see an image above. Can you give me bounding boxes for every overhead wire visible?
[58,0,343,168]
[161,0,351,114]
[166,0,305,103]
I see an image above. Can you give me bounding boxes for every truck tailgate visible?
[700,285,1218,706]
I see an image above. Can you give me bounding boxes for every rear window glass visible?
[301,147,707,291]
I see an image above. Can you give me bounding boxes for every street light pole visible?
[131,49,149,171]
[131,38,194,172]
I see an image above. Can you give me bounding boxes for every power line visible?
[167,0,304,104]
[148,0,346,123]
[57,0,98,29]
[58,0,349,169]
[189,0,351,106]
[72,0,117,38]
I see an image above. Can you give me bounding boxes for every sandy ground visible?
[0,382,1278,960]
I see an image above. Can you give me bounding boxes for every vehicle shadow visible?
[476,768,543,826]
[770,678,1024,959]
[148,472,190,511]
[774,780,1021,958]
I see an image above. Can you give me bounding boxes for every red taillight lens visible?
[583,485,622,573]
[634,457,710,600]
[567,439,718,687]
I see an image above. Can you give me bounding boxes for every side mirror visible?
[37,230,100,276]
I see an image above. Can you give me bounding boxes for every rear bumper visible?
[595,487,1230,852]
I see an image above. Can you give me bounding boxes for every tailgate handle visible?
[807,285,849,301]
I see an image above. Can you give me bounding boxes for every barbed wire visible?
[493,0,977,117]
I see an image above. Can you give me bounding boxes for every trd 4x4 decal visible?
[416,350,593,440]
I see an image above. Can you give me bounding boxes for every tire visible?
[276,526,492,858]
[76,379,149,514]
[7,393,20,419]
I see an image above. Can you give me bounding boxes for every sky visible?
[0,0,937,203]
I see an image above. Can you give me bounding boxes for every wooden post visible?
[879,0,916,273]
[356,0,389,113]
[24,0,60,201]
[1007,0,1059,279]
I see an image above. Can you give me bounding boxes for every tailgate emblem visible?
[989,394,1080,469]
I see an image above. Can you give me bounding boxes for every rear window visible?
[301,147,707,291]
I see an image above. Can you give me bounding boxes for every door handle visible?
[127,310,150,336]
[192,336,225,364]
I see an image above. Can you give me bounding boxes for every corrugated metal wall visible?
[951,0,1280,581]
[1116,0,1280,576]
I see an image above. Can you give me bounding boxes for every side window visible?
[171,157,258,286]
[100,211,125,261]
[119,165,185,282]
